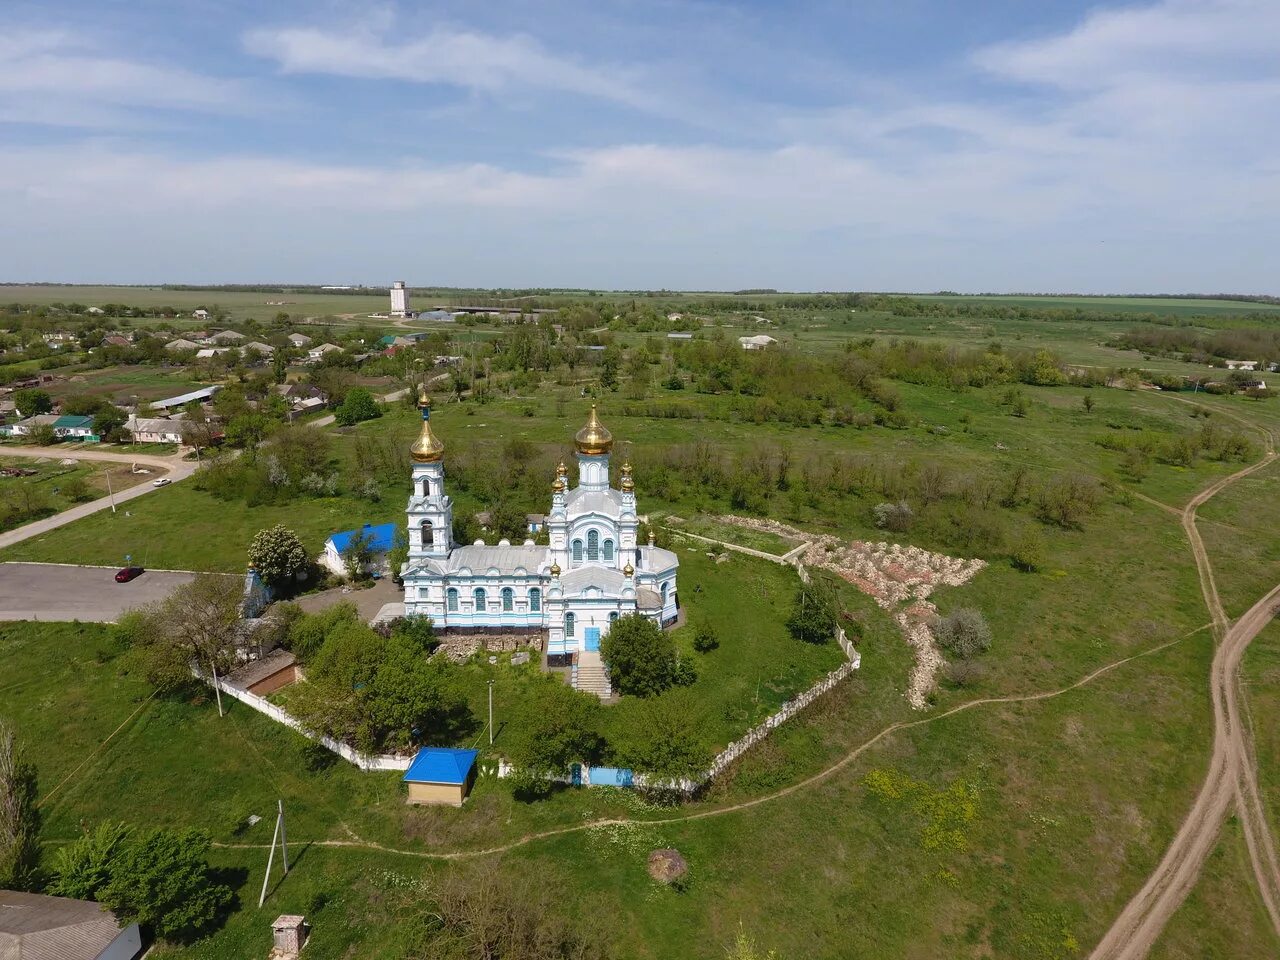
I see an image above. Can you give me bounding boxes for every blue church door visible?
[584,627,601,651]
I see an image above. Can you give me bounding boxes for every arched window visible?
[474,588,486,612]
[447,588,458,612]
[603,539,614,561]
[502,587,513,612]
[572,539,583,563]
[587,530,599,561]
[609,612,618,624]
[529,588,541,612]
[421,477,430,498]
[421,519,433,545]
[565,613,575,638]
[661,582,669,602]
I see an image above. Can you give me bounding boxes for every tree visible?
[1009,526,1045,572]
[97,828,232,941]
[248,524,309,589]
[13,388,52,416]
[335,387,381,426]
[50,821,132,900]
[786,577,837,645]
[0,719,40,890]
[599,614,692,698]
[29,423,57,446]
[92,405,126,437]
[506,678,601,779]
[125,574,244,693]
[342,529,375,579]
[934,607,992,660]
[609,692,709,782]
[693,623,719,653]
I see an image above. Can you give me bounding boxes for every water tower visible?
[390,280,410,318]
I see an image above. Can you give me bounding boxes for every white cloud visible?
[243,22,655,111]
[0,27,254,126]
[973,0,1280,90]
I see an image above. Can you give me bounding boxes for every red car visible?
[115,566,144,583]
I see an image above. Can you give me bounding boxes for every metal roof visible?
[0,890,130,960]
[153,386,222,409]
[564,488,622,516]
[402,747,477,785]
[416,544,548,576]
[327,522,398,554]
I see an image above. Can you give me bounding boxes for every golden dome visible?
[620,460,634,492]
[552,475,565,493]
[410,387,445,463]
[574,404,613,455]
[550,561,561,577]
[556,460,568,477]
[623,561,634,576]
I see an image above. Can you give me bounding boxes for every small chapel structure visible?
[399,390,680,674]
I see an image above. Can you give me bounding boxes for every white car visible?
[152,478,171,487]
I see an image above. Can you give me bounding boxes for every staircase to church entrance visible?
[573,650,613,701]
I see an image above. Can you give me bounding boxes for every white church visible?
[399,390,680,670]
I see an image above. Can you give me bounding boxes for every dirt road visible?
[1090,434,1280,957]
[0,446,196,550]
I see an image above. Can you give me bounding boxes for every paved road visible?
[0,446,197,551]
[0,562,196,622]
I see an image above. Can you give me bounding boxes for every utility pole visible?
[104,466,116,513]
[257,799,289,908]
[488,679,495,746]
[210,660,224,717]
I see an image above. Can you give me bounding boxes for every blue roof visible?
[402,747,478,785]
[53,415,94,428]
[326,521,397,554]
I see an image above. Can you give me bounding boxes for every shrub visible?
[934,608,992,660]
[692,624,719,653]
[334,387,381,426]
[1008,526,1045,572]
[873,500,914,532]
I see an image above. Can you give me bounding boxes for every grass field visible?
[4,284,1280,956]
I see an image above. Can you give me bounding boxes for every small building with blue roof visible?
[402,747,478,805]
[321,521,400,578]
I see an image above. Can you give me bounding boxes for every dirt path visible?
[1089,422,1280,958]
[211,624,1209,862]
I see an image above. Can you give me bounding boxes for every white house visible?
[242,340,275,356]
[192,309,210,320]
[322,522,398,577]
[287,332,314,347]
[196,347,230,359]
[1224,359,1259,371]
[400,397,679,694]
[308,343,342,362]
[739,334,778,350]
[126,415,186,444]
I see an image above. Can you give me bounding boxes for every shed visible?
[402,747,478,806]
[227,649,299,696]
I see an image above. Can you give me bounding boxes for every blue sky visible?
[1,0,1276,292]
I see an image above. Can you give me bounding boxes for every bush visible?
[692,624,719,653]
[1009,526,1045,572]
[934,607,992,660]
[873,500,914,532]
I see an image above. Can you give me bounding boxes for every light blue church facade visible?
[399,392,679,663]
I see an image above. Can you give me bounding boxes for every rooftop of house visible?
[327,522,398,554]
[402,747,478,785]
[0,890,131,960]
[227,648,297,691]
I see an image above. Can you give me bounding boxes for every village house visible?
[242,340,275,356]
[321,521,399,577]
[0,890,142,960]
[739,334,778,350]
[125,415,186,444]
[286,332,314,347]
[208,329,246,344]
[164,338,201,352]
[192,309,211,320]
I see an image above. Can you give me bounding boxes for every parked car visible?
[152,477,171,487]
[115,566,144,583]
